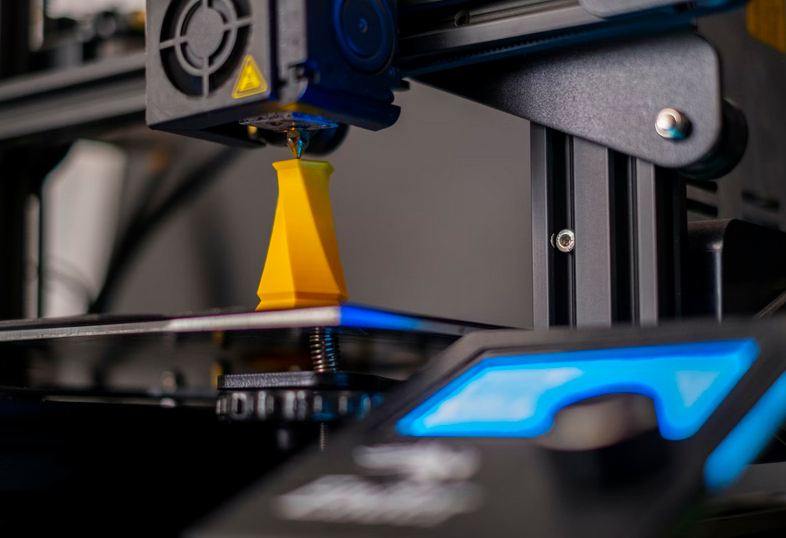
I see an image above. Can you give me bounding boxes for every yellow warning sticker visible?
[233,55,268,99]
[748,0,786,53]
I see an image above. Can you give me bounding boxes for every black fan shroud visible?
[160,0,251,97]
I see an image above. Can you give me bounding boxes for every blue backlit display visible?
[705,370,786,489]
[397,340,759,441]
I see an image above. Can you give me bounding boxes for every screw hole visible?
[454,10,471,27]
[358,17,369,33]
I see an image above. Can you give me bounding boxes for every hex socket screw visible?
[551,229,576,253]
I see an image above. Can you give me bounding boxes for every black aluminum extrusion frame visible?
[530,125,686,328]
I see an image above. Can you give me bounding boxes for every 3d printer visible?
[0,0,786,536]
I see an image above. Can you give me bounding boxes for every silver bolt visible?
[656,108,690,140]
[551,229,576,253]
[319,423,328,452]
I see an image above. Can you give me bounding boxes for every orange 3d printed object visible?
[256,160,348,311]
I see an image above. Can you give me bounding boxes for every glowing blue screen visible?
[397,340,759,441]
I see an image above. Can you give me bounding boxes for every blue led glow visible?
[339,306,420,331]
[704,370,786,489]
[397,340,759,441]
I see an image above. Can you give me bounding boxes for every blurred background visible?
[42,84,533,327]
[4,1,784,331]
[18,0,533,328]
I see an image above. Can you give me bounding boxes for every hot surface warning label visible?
[233,55,268,99]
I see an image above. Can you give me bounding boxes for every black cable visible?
[89,146,241,314]
[122,150,174,239]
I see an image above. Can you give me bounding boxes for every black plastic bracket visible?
[419,30,722,169]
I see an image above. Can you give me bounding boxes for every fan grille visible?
[160,0,251,97]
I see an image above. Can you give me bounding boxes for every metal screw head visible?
[656,108,690,140]
[551,229,576,253]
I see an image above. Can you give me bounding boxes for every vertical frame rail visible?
[531,124,685,328]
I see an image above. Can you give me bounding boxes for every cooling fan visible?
[146,0,401,146]
[159,0,251,97]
